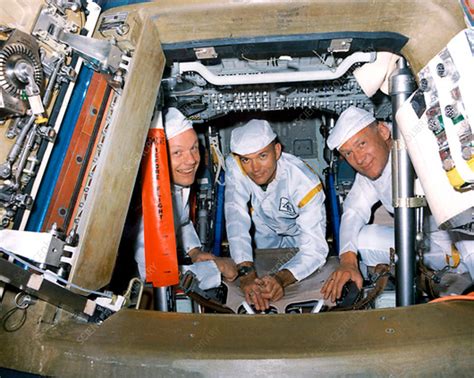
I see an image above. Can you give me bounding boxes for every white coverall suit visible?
[340,156,474,279]
[134,185,220,288]
[225,152,328,281]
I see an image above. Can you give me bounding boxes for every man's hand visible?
[188,248,216,263]
[214,257,238,282]
[240,274,269,311]
[321,251,363,302]
[260,275,284,302]
[259,269,295,302]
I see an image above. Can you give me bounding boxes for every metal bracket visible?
[328,38,352,53]
[51,0,82,13]
[194,47,218,60]
[98,11,130,34]
[0,229,67,267]
[32,5,79,55]
[0,258,108,321]
[32,6,124,74]
[393,196,427,208]
[57,31,124,74]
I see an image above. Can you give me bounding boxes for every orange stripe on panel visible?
[42,73,109,232]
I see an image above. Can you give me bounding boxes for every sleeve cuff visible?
[182,261,221,290]
[339,241,358,256]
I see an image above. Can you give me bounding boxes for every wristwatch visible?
[237,265,256,278]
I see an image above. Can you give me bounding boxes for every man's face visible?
[238,142,282,186]
[168,129,200,186]
[338,123,391,180]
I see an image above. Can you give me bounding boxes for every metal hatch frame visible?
[0,0,472,376]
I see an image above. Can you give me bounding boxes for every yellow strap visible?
[34,115,48,124]
[446,167,465,190]
[445,244,461,268]
[298,183,323,208]
[232,154,247,176]
[446,159,474,189]
[468,157,474,172]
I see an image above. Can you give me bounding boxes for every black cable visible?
[2,306,27,332]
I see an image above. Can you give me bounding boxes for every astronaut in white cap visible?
[225,119,328,310]
[134,108,237,288]
[321,105,474,302]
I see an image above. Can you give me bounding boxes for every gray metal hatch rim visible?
[160,31,408,53]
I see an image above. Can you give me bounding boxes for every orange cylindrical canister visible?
[141,112,178,287]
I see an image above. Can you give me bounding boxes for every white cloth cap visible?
[164,107,194,140]
[354,52,400,97]
[230,119,277,155]
[327,106,376,150]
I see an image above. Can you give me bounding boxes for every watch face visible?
[238,265,255,277]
